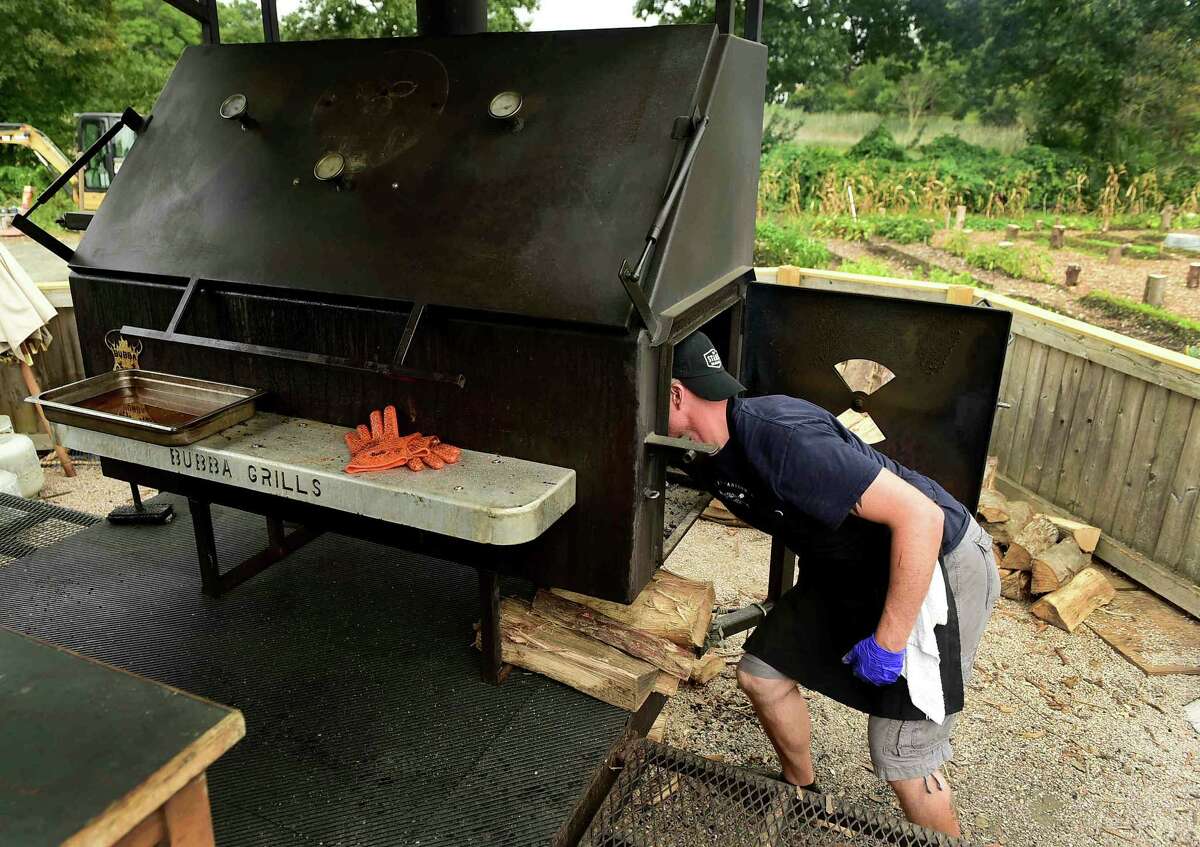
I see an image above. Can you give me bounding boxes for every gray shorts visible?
[738,517,1000,782]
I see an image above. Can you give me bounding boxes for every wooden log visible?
[999,568,1031,602]
[1002,514,1061,571]
[1005,224,1021,241]
[484,598,658,711]
[1035,219,1044,231]
[552,569,715,648]
[1064,263,1081,287]
[690,651,725,685]
[1031,568,1116,633]
[1162,204,1175,230]
[1187,262,1200,290]
[1144,273,1167,307]
[653,673,680,697]
[1045,516,1101,553]
[1107,245,1123,264]
[983,455,998,491]
[531,589,697,680]
[987,500,1035,545]
[977,488,1010,524]
[954,205,966,230]
[1050,225,1066,248]
[1031,538,1093,594]
[647,711,668,742]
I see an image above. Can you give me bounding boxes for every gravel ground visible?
[37,456,157,516]
[662,519,1200,847]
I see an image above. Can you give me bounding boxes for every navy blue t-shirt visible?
[697,395,969,558]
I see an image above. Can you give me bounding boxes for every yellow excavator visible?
[0,114,137,212]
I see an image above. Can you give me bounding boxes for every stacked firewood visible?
[977,486,1114,632]
[475,569,721,711]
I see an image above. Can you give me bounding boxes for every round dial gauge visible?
[219,93,248,120]
[313,151,346,182]
[488,91,523,120]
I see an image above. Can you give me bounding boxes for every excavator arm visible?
[0,124,73,176]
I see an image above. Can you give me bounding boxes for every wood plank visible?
[1155,402,1200,568]
[1134,392,1194,555]
[488,598,657,711]
[1054,359,1106,514]
[1085,590,1200,675]
[1021,347,1067,493]
[995,474,1200,619]
[1074,369,1125,522]
[1181,496,1200,585]
[1111,384,1169,544]
[1038,354,1086,503]
[1006,342,1050,482]
[531,589,697,680]
[991,293,1200,401]
[161,774,216,847]
[990,335,1032,476]
[1089,377,1147,529]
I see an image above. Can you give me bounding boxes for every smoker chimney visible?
[417,0,487,35]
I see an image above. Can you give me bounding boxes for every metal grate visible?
[0,494,99,566]
[582,739,968,847]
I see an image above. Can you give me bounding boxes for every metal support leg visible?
[767,535,797,602]
[478,569,511,685]
[189,499,321,597]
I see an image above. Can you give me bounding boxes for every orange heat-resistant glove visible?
[402,435,462,472]
[344,405,415,474]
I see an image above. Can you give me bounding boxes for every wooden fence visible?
[766,265,1200,617]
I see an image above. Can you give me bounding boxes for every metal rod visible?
[130,482,144,511]
[23,114,134,218]
[260,0,280,42]
[121,325,466,388]
[745,0,764,42]
[166,278,200,334]
[417,0,488,35]
[391,302,425,367]
[201,0,221,44]
[715,0,734,33]
[708,601,773,645]
[478,569,504,685]
[9,215,73,262]
[189,498,222,596]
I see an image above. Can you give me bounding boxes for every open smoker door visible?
[740,284,1012,512]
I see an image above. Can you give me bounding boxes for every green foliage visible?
[926,267,981,287]
[848,125,906,161]
[943,233,1052,282]
[872,216,933,243]
[1127,244,1164,260]
[754,218,832,267]
[836,257,895,276]
[281,0,533,39]
[1082,291,1200,347]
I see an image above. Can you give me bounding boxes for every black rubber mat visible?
[0,494,631,845]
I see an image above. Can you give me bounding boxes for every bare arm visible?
[851,468,944,651]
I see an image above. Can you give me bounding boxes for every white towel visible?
[901,563,948,724]
[0,242,56,363]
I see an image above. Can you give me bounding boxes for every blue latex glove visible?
[842,635,905,686]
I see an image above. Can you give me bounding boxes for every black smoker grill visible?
[18,3,1011,682]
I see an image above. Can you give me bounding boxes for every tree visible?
[282,0,537,41]
[635,1,920,103]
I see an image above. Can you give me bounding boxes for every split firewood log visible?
[986,500,1035,546]
[1030,538,1093,595]
[552,569,715,648]
[977,488,1010,524]
[1002,515,1061,572]
[1045,516,1101,554]
[998,568,1031,602]
[690,651,725,684]
[1031,568,1115,632]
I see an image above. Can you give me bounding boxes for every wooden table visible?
[0,627,244,846]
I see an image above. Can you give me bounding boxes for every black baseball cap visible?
[672,331,745,401]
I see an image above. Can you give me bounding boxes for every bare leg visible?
[889,772,961,836]
[736,668,814,786]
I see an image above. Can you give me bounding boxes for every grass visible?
[1081,290,1200,347]
[768,107,1028,155]
[944,232,1053,283]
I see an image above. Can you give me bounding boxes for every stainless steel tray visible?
[27,370,265,446]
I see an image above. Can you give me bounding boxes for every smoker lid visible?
[74,26,732,329]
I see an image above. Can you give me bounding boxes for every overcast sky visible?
[273,0,658,29]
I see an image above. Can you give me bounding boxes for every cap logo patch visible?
[704,348,722,369]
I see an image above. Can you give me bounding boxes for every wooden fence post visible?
[1162,204,1175,230]
[1065,264,1081,287]
[946,285,974,305]
[1107,245,1124,264]
[1144,273,1167,307]
[1005,224,1021,241]
[1187,263,1200,290]
[1050,225,1066,249]
[954,205,966,230]
[777,265,802,286]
